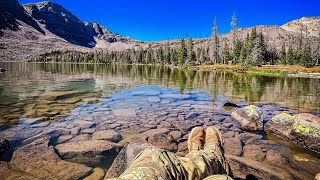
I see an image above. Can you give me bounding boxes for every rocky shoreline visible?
[0,87,320,179]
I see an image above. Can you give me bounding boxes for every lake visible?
[0,62,319,178]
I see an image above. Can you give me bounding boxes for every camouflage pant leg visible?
[110,148,188,180]
[110,148,232,180]
[179,149,233,180]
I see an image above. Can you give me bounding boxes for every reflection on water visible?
[0,62,319,129]
[0,62,320,178]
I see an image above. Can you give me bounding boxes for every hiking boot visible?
[188,127,205,152]
[204,126,224,156]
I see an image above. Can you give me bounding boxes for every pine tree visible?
[186,38,196,66]
[230,12,238,47]
[316,30,320,65]
[212,16,220,64]
[249,27,257,52]
[222,38,231,64]
[177,38,187,66]
[301,44,312,67]
[257,32,267,64]
[233,40,242,64]
[293,49,301,65]
[170,49,177,65]
[286,45,294,65]
[280,44,287,65]
[241,33,250,65]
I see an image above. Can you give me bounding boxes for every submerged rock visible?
[83,167,105,180]
[112,109,136,117]
[40,91,83,101]
[231,105,263,131]
[92,130,122,143]
[186,112,199,120]
[223,102,238,107]
[147,96,161,103]
[73,120,96,129]
[0,140,10,154]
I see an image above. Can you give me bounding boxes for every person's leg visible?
[179,126,233,179]
[110,148,188,180]
[109,126,232,180]
[109,127,206,180]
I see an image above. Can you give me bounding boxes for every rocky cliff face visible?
[281,17,320,37]
[23,2,94,47]
[22,2,137,47]
[0,0,138,61]
[0,0,44,35]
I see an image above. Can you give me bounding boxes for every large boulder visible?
[265,113,296,139]
[55,140,122,167]
[291,113,320,153]
[265,113,320,153]
[225,154,308,180]
[9,137,93,179]
[231,105,263,131]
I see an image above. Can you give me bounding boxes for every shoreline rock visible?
[265,113,320,154]
[9,137,93,179]
[265,113,295,140]
[55,140,122,167]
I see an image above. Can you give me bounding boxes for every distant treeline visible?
[33,15,320,67]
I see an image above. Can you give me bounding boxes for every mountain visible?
[0,0,138,61]
[22,2,138,47]
[0,0,44,35]
[0,0,319,62]
[282,17,320,37]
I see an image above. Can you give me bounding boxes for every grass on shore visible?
[193,65,320,76]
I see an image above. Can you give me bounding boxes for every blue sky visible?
[19,0,320,42]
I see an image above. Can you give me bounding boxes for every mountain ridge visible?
[0,0,319,62]
[22,1,138,47]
